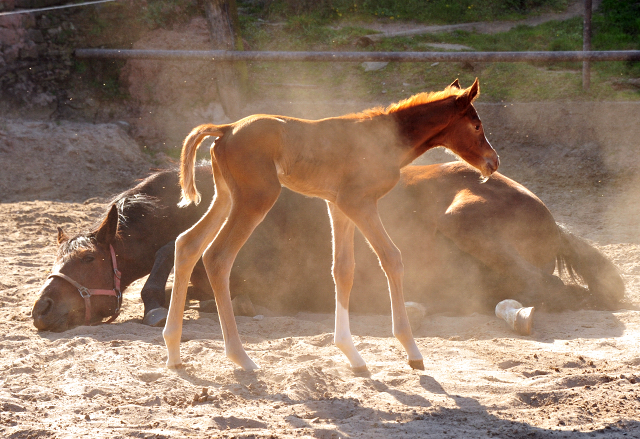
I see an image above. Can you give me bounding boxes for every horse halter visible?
[48,244,122,326]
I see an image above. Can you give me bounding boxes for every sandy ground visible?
[1,99,640,438]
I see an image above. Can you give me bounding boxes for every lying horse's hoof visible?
[194,299,217,313]
[495,299,534,336]
[408,359,425,370]
[143,307,168,327]
[514,306,535,336]
[232,294,256,317]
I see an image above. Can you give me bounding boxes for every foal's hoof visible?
[351,365,370,376]
[514,306,535,336]
[143,307,168,327]
[408,359,425,370]
[167,363,185,370]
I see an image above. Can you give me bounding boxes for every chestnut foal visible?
[163,79,499,371]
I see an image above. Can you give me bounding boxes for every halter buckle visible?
[78,286,91,299]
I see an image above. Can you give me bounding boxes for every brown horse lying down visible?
[33,166,216,332]
[33,162,624,332]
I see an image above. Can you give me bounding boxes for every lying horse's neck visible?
[109,239,138,290]
[92,197,161,292]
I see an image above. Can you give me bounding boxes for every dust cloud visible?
[120,18,640,315]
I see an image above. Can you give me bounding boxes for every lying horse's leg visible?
[327,202,366,370]
[456,235,559,305]
[436,211,563,308]
[339,198,424,370]
[495,299,535,335]
[188,259,215,301]
[163,161,232,369]
[141,240,175,327]
[201,159,282,371]
[189,262,257,317]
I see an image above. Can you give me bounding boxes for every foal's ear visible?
[57,227,69,245]
[455,77,480,110]
[448,79,461,89]
[95,205,119,245]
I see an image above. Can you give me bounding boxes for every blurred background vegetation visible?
[244,0,569,22]
[83,0,639,102]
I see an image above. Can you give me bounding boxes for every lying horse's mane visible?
[58,191,162,259]
[57,235,95,260]
[346,88,460,120]
[109,192,161,231]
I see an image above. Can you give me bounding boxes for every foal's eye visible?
[475,125,481,131]
[81,255,95,263]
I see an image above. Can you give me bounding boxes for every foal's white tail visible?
[179,123,230,207]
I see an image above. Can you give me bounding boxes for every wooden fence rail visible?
[75,48,640,63]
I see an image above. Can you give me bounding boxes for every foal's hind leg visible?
[163,161,231,369]
[338,198,424,370]
[201,162,282,370]
[327,202,366,370]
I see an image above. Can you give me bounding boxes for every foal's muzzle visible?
[486,155,500,174]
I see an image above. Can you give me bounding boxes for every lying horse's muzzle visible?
[32,297,56,331]
[46,270,122,327]
[32,276,73,332]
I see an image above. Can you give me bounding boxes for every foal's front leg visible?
[339,199,424,370]
[327,202,366,371]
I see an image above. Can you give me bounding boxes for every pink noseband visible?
[48,244,122,326]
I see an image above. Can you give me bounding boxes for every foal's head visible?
[391,78,499,178]
[440,79,499,179]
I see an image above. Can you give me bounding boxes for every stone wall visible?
[0,1,76,107]
[0,1,15,13]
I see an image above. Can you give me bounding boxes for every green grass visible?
[254,0,569,24]
[593,0,640,49]
[140,0,201,29]
[239,6,640,103]
[430,18,584,52]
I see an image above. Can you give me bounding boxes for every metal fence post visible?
[583,0,593,90]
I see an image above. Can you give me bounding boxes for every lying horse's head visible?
[32,205,122,332]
